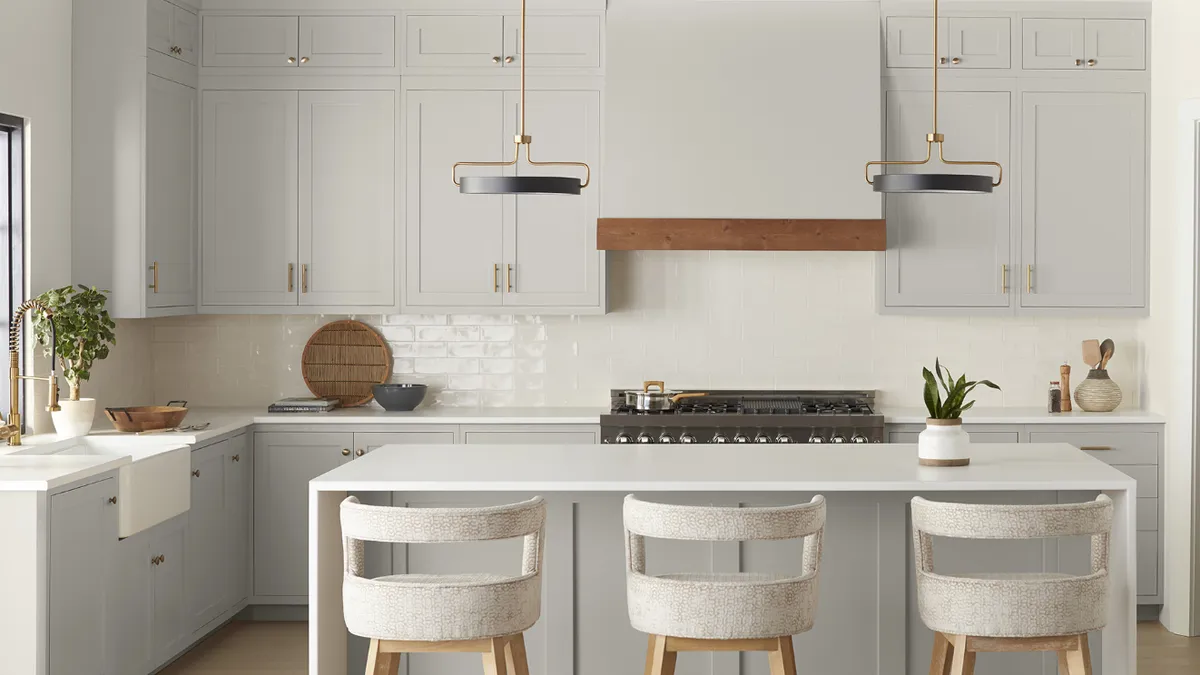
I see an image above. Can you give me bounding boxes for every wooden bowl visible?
[104,406,189,433]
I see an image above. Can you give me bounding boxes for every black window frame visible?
[1,113,25,423]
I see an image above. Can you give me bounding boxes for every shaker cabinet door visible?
[299,16,395,68]
[404,15,505,69]
[947,17,1010,69]
[502,15,602,69]
[404,90,506,308]
[202,15,300,67]
[150,519,189,667]
[1022,19,1085,70]
[1085,19,1146,71]
[225,434,252,607]
[146,74,197,310]
[186,441,230,632]
[881,90,1012,310]
[298,90,396,307]
[885,17,948,69]
[201,90,299,307]
[1020,92,1146,309]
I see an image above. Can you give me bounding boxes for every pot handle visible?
[669,392,707,403]
[642,381,665,393]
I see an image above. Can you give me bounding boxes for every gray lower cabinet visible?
[49,477,118,675]
[226,433,252,609]
[888,427,1020,444]
[462,425,599,444]
[186,433,252,633]
[149,517,189,666]
[109,529,152,675]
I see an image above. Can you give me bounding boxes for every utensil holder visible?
[1073,369,1123,413]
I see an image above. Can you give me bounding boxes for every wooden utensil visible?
[1082,340,1102,369]
[1099,339,1115,370]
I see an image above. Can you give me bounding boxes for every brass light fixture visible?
[865,0,1003,194]
[452,0,590,195]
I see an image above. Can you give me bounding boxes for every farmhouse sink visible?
[52,437,190,537]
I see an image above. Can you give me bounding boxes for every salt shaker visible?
[1047,381,1062,413]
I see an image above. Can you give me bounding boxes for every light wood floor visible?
[161,621,1200,675]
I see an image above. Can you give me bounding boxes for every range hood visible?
[596,218,885,251]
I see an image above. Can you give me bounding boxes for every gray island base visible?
[308,443,1137,675]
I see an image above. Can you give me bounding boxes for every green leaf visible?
[922,368,943,418]
[919,360,1001,420]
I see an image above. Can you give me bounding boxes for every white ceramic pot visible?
[51,398,96,439]
[918,418,971,467]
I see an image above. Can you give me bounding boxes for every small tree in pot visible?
[919,359,1000,467]
[31,285,116,438]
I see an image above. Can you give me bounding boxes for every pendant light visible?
[864,0,1003,194]
[452,0,590,195]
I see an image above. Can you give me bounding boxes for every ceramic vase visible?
[1074,369,1123,412]
[918,418,971,467]
[51,397,96,439]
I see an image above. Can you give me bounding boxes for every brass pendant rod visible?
[520,0,527,138]
[932,0,939,136]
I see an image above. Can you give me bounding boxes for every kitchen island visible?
[308,443,1137,675]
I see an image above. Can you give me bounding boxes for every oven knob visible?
[615,433,633,444]
[830,433,847,444]
[658,433,677,444]
[711,432,729,443]
[679,432,698,444]
[636,432,655,444]
[873,437,883,443]
[808,433,825,444]
[775,433,794,444]
[754,433,772,443]
[733,432,751,444]
[851,433,869,444]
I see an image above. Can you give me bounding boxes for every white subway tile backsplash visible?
[379,326,416,342]
[415,358,479,374]
[480,326,517,342]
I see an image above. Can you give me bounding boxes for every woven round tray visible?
[301,320,392,407]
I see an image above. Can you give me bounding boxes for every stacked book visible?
[267,397,339,414]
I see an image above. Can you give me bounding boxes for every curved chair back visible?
[623,495,826,577]
[340,496,546,579]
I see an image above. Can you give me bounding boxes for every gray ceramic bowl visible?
[373,383,428,412]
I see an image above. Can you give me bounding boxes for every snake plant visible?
[922,359,1000,420]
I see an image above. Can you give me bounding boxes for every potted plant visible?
[919,359,1000,467]
[31,285,116,438]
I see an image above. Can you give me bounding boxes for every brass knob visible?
[1076,59,1084,66]
[192,469,200,478]
[1087,59,1097,67]
[492,56,501,63]
[288,56,297,64]
[341,448,351,456]
[232,454,240,462]
[504,56,514,64]
[160,555,166,563]
[300,56,309,63]
[108,496,117,505]
[951,57,962,65]
[355,449,365,457]
[939,57,948,65]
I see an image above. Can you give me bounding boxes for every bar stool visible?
[911,495,1113,675]
[340,495,546,675]
[623,495,826,675]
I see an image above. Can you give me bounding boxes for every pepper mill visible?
[1060,363,1072,412]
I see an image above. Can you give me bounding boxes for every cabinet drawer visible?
[300,16,395,68]
[505,15,602,69]
[1137,497,1157,531]
[464,430,598,445]
[203,15,300,67]
[1137,530,1158,596]
[1027,430,1157,465]
[405,14,505,69]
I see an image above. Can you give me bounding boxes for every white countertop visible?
[309,443,1135,492]
[0,453,131,491]
[881,407,1166,425]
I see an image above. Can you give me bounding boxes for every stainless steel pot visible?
[624,381,707,412]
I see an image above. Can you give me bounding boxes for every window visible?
[0,113,24,420]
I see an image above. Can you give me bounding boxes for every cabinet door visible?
[948,18,1010,69]
[300,16,395,68]
[355,431,457,453]
[463,429,597,444]
[202,15,300,67]
[503,15,602,69]
[201,90,299,307]
[172,5,199,65]
[1085,19,1146,71]
[253,432,353,598]
[1022,19,1085,70]
[108,533,151,675]
[186,441,230,632]
[1020,92,1146,309]
[405,15,504,69]
[150,519,188,667]
[881,90,1011,309]
[299,90,396,307]
[405,90,505,308]
[505,89,601,309]
[225,434,252,607]
[885,17,947,69]
[49,478,118,675]
[146,74,197,310]
[147,0,175,57]
[888,429,1019,444]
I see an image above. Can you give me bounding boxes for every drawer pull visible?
[1080,445,1113,451]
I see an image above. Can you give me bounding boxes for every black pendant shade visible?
[459,175,583,196]
[872,173,994,195]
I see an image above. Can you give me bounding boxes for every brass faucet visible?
[0,300,60,445]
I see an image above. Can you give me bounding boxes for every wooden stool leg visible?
[366,640,401,675]
[505,633,531,675]
[1063,634,1092,675]
[482,637,509,675]
[929,632,953,675]
[768,636,797,675]
[644,635,677,675]
[948,634,976,675]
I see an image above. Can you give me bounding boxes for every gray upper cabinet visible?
[886,17,1009,69]
[1020,92,1147,309]
[202,16,299,67]
[1085,20,1146,71]
[49,478,118,675]
[1022,18,1146,71]
[203,15,396,69]
[881,89,1011,310]
[403,14,601,71]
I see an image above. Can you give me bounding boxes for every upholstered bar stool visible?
[911,495,1113,675]
[339,495,546,675]
[623,495,826,675]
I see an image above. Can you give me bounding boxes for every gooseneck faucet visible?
[0,300,60,445]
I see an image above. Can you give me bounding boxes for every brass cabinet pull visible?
[951,57,962,65]
[232,454,240,462]
[160,555,166,564]
[1026,264,1034,293]
[300,56,310,63]
[355,449,365,457]
[192,469,200,478]
[939,57,948,65]
[1080,446,1113,451]
[507,264,514,292]
[302,264,309,293]
[1087,59,1097,67]
[149,262,159,293]
[288,56,297,64]
[492,56,502,63]
[1075,59,1084,66]
[151,556,158,566]
[505,56,515,64]
[493,264,500,292]
[108,496,117,505]
[1001,264,1008,293]
[288,263,295,292]
[341,448,351,456]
